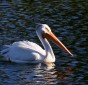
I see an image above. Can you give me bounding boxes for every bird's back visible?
[0,41,45,63]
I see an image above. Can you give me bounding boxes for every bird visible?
[0,24,73,63]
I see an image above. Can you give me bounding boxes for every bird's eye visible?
[45,28,49,32]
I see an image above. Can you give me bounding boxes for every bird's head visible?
[36,24,73,56]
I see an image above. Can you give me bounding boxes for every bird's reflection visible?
[24,63,74,84]
[42,62,55,70]
[0,62,74,84]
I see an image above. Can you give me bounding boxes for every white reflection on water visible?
[0,61,74,85]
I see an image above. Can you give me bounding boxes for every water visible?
[0,0,87,85]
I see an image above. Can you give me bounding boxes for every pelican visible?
[0,24,73,63]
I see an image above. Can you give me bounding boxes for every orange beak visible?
[42,31,73,56]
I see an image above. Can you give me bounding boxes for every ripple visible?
[0,0,87,85]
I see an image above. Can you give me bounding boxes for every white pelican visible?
[0,24,73,63]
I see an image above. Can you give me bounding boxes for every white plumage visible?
[0,24,73,63]
[2,41,45,63]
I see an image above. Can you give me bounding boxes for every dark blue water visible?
[0,0,87,85]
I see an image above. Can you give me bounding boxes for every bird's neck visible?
[43,38,55,63]
[37,33,55,63]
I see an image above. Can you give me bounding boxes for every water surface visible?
[0,0,87,85]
